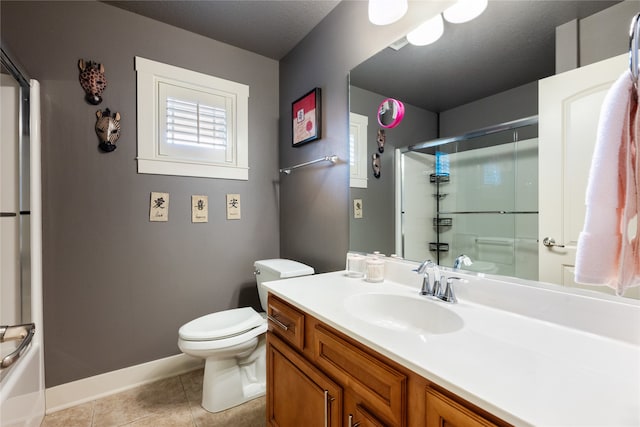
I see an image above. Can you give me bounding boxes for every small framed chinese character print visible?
[191,195,208,223]
[226,194,241,220]
[150,192,169,222]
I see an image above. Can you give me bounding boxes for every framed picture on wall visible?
[292,87,321,146]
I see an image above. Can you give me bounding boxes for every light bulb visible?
[443,0,488,24]
[368,0,408,26]
[406,14,444,46]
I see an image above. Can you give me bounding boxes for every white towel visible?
[575,70,640,295]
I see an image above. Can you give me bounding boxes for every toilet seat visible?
[179,307,265,341]
[178,323,266,353]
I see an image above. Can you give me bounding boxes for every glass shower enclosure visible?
[399,117,538,281]
[1,46,44,427]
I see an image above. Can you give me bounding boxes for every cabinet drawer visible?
[314,325,406,426]
[267,294,305,351]
[426,388,499,427]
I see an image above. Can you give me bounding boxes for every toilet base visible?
[201,336,266,413]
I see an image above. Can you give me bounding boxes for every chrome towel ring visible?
[629,12,640,89]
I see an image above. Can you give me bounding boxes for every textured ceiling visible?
[351,1,621,112]
[104,0,340,60]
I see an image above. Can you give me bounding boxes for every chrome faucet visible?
[438,277,463,303]
[415,260,439,296]
[453,254,472,271]
[415,259,463,303]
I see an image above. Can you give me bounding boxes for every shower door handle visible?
[542,237,565,248]
[0,323,35,369]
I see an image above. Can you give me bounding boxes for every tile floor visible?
[41,369,266,427]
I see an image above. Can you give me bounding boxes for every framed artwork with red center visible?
[292,87,321,146]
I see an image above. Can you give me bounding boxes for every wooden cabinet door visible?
[313,325,406,426]
[267,332,342,427]
[426,389,498,427]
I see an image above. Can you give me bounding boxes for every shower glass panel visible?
[401,119,538,280]
[1,59,31,332]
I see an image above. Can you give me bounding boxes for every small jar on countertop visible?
[365,258,385,283]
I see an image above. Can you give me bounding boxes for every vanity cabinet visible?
[267,332,342,426]
[266,294,510,427]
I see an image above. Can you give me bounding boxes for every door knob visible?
[542,237,565,248]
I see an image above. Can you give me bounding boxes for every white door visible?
[538,53,639,298]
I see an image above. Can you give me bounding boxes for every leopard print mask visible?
[79,59,107,105]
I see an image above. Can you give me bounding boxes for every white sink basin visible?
[344,293,464,335]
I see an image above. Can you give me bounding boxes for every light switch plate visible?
[354,198,363,219]
[226,194,241,220]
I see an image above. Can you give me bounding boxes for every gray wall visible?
[579,0,639,66]
[556,1,638,72]
[439,82,539,137]
[349,86,437,255]
[278,1,448,272]
[1,1,280,387]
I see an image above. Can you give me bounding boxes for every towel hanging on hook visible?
[575,15,640,295]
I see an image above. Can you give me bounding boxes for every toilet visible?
[178,259,314,413]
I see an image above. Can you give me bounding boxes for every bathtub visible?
[0,340,45,427]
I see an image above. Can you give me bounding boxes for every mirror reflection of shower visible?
[399,117,538,280]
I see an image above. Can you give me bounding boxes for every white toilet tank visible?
[254,259,314,310]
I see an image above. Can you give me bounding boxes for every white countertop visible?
[264,263,640,427]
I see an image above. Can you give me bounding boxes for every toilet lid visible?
[179,307,265,341]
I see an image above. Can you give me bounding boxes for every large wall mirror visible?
[349,0,640,299]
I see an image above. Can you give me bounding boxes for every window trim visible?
[349,112,369,188]
[135,56,249,180]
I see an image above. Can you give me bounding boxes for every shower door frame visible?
[1,46,45,427]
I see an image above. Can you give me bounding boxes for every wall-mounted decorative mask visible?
[95,109,121,152]
[78,59,107,105]
[372,153,381,179]
[377,129,386,153]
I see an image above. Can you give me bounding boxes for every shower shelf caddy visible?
[430,171,451,254]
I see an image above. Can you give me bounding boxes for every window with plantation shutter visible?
[165,98,227,150]
[135,57,249,180]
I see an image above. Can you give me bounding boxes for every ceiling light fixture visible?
[368,0,408,26]
[406,14,444,46]
[443,0,488,24]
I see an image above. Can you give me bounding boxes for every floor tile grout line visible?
[90,400,96,427]
[179,370,199,426]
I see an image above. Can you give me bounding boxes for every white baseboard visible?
[45,353,204,414]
